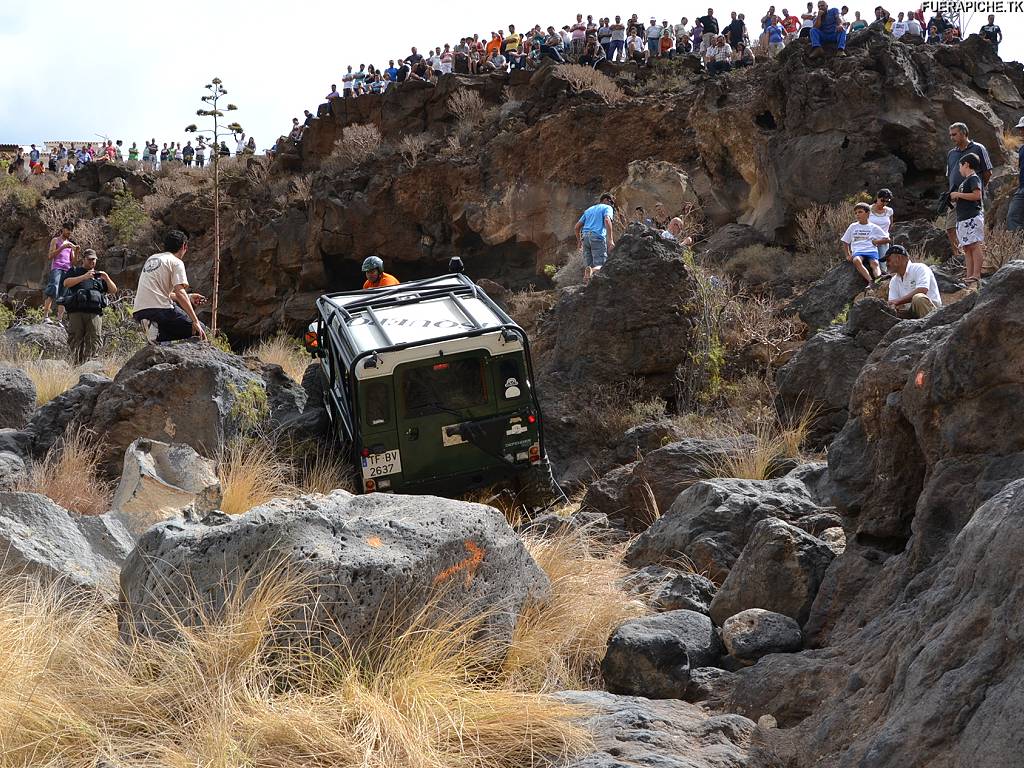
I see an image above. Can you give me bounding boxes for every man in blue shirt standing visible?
[574,193,616,284]
[809,0,847,57]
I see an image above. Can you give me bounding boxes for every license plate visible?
[361,449,402,479]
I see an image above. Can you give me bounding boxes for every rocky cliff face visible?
[2,33,1018,341]
[729,263,1024,766]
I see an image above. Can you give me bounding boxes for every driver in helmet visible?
[361,256,400,289]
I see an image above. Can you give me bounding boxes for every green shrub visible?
[107,190,148,245]
[228,381,270,434]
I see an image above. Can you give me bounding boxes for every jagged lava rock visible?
[709,517,835,627]
[602,610,723,699]
[722,609,803,664]
[119,492,548,650]
[0,492,133,596]
[1,322,69,359]
[0,364,36,429]
[560,690,754,768]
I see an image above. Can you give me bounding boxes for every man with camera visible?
[62,249,117,363]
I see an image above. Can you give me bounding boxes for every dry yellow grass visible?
[697,410,815,481]
[16,426,113,515]
[0,573,591,768]
[18,358,79,405]
[502,527,648,691]
[218,438,292,515]
[250,334,309,383]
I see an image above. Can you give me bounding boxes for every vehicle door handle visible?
[405,427,419,440]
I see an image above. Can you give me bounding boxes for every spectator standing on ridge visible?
[841,202,889,286]
[799,2,816,36]
[886,245,941,318]
[810,0,847,57]
[195,140,206,169]
[781,8,800,38]
[646,17,663,56]
[182,141,195,167]
[891,12,908,37]
[726,11,746,47]
[62,248,116,364]
[980,15,1002,55]
[906,11,922,36]
[575,193,616,284]
[766,16,786,58]
[326,83,340,100]
[1006,116,1024,231]
[849,10,868,30]
[609,16,627,60]
[44,222,78,324]
[133,230,207,343]
[698,8,719,34]
[944,122,992,258]
[361,256,400,289]
[950,153,985,286]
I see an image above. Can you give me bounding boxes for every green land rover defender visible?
[305,273,552,498]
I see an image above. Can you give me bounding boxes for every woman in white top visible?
[869,188,895,268]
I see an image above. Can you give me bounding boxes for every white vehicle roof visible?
[323,275,508,357]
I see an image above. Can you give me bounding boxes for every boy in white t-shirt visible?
[841,202,890,286]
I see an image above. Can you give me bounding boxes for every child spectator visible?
[841,202,889,286]
[949,153,985,286]
[868,188,894,269]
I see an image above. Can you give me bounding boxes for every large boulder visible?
[709,517,836,627]
[624,465,836,581]
[583,436,756,532]
[0,492,134,596]
[0,364,36,429]
[699,223,768,264]
[25,373,110,458]
[722,609,803,665]
[561,690,754,767]
[0,451,27,490]
[110,438,222,537]
[776,298,901,441]
[602,610,723,699]
[119,492,548,650]
[1,322,69,359]
[69,344,305,472]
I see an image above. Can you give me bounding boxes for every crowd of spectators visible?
[318,6,1002,87]
[7,132,261,181]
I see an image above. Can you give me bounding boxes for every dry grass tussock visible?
[795,196,871,271]
[696,409,817,481]
[0,572,591,768]
[503,527,648,691]
[323,124,383,175]
[16,426,113,515]
[448,89,485,124]
[555,65,623,104]
[217,437,357,516]
[399,133,431,168]
[982,227,1024,276]
[249,333,308,382]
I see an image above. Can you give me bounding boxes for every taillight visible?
[304,331,318,348]
[527,414,537,424]
[360,447,370,458]
[365,479,376,492]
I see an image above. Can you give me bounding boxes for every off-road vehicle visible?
[305,272,552,498]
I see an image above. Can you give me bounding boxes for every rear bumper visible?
[368,459,549,498]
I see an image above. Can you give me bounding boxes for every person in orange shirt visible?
[362,256,400,289]
[486,31,503,57]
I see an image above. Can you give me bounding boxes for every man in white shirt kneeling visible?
[886,245,942,319]
[133,230,208,342]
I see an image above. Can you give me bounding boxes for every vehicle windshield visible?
[402,357,488,418]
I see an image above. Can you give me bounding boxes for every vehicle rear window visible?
[364,381,391,426]
[402,358,488,417]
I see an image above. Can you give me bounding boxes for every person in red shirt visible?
[361,256,400,289]
[781,8,800,37]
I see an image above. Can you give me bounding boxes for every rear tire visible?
[514,461,561,513]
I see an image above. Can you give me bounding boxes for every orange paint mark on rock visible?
[367,536,383,548]
[915,370,925,389]
[433,541,485,587]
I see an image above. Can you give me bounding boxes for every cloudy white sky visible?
[3,0,1021,152]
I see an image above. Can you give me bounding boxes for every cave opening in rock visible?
[755,111,777,130]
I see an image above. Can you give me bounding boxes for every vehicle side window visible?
[365,381,391,426]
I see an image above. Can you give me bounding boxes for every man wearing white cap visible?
[1008,116,1024,231]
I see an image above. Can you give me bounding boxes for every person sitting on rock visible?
[132,230,207,343]
[886,245,941,318]
[362,256,401,290]
[809,0,847,57]
[705,35,734,75]
[841,202,889,286]
[62,248,117,363]
[575,193,616,284]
